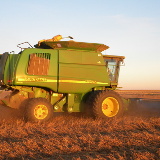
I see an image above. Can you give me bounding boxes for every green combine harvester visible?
[0,35,126,122]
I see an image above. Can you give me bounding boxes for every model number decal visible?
[18,77,47,82]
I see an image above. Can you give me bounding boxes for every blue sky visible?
[0,0,160,89]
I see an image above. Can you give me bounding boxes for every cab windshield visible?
[103,55,125,83]
[105,59,117,82]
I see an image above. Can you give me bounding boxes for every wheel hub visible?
[34,105,48,119]
[102,103,108,110]
[102,97,119,117]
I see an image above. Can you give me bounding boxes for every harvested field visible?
[116,90,160,100]
[0,102,159,160]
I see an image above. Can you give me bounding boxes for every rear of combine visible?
[0,35,125,122]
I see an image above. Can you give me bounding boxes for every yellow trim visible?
[59,80,108,85]
[17,78,108,85]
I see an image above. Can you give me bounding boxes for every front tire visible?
[24,98,53,122]
[86,90,124,119]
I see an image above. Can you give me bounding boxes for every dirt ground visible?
[0,101,159,160]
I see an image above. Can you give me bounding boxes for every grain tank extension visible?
[0,35,125,122]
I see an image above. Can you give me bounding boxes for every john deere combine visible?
[0,35,125,122]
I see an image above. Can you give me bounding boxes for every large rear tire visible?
[24,98,54,122]
[85,90,124,119]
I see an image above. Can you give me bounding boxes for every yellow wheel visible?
[24,98,53,122]
[84,90,124,119]
[102,97,119,117]
[34,105,48,119]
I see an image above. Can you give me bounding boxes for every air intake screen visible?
[27,53,51,75]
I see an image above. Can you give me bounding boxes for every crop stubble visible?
[0,101,159,160]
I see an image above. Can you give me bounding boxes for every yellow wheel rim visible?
[34,105,48,119]
[102,97,119,117]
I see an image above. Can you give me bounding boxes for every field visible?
[0,102,159,160]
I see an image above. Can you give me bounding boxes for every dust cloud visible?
[125,100,160,118]
[0,105,22,122]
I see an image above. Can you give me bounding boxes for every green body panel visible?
[4,54,20,84]
[51,93,82,112]
[67,94,82,112]
[58,50,110,93]
[14,49,58,92]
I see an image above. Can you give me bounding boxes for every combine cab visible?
[0,35,144,122]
